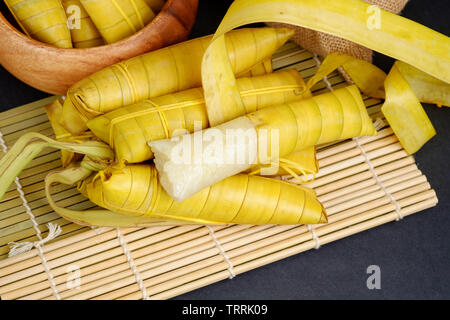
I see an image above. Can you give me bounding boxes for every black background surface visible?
[0,0,449,299]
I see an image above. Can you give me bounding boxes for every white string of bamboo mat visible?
[116,228,149,300]
[307,225,320,249]
[353,134,404,221]
[207,225,236,279]
[312,53,404,222]
[0,129,61,300]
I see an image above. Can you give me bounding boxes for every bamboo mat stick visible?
[0,224,201,291]
[0,204,86,241]
[301,147,408,188]
[13,225,282,299]
[0,214,90,254]
[0,198,89,245]
[272,50,313,69]
[60,225,303,300]
[0,217,74,248]
[364,97,382,107]
[1,148,56,177]
[314,161,415,200]
[113,191,436,300]
[1,183,73,211]
[0,217,73,251]
[0,225,88,261]
[323,189,436,228]
[152,193,435,300]
[2,182,89,218]
[5,225,230,299]
[307,151,412,189]
[57,225,285,300]
[0,203,94,251]
[2,149,58,182]
[277,56,317,73]
[0,106,49,128]
[3,170,55,197]
[1,129,56,152]
[1,217,87,248]
[1,114,49,136]
[108,181,432,300]
[318,135,398,167]
[325,177,428,216]
[271,45,307,59]
[272,43,304,59]
[97,183,434,300]
[1,178,71,204]
[1,125,53,146]
[0,224,88,259]
[150,197,436,300]
[314,143,404,179]
[18,158,61,179]
[312,156,416,194]
[7,153,60,183]
[0,193,91,224]
[1,184,83,220]
[0,226,114,269]
[0,96,56,120]
[0,101,48,125]
[0,227,162,286]
[315,135,397,172]
[17,225,258,299]
[272,53,314,71]
[44,226,270,300]
[317,163,418,202]
[0,187,80,223]
[0,227,142,280]
[323,184,433,226]
[75,168,430,300]
[12,226,249,299]
[320,167,421,206]
[16,226,250,300]
[316,128,393,160]
[0,113,47,134]
[1,222,222,291]
[59,177,431,300]
[2,225,210,298]
[0,106,48,124]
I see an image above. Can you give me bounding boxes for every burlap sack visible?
[268,0,409,62]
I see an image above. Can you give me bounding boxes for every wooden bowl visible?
[0,0,198,95]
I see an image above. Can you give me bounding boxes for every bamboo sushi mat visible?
[0,42,438,300]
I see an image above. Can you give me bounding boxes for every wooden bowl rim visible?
[0,0,182,53]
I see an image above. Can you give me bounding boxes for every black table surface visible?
[1,0,449,300]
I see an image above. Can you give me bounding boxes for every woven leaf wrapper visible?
[87,69,309,162]
[62,0,104,48]
[62,27,293,135]
[44,163,327,226]
[4,0,73,48]
[79,0,155,44]
[267,0,409,63]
